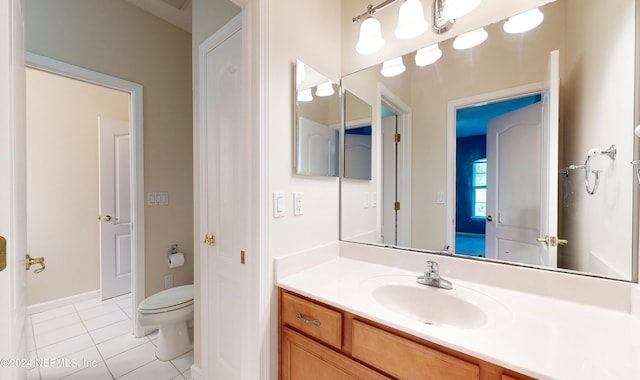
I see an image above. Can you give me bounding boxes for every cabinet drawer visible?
[281,292,342,349]
[352,320,479,380]
[282,327,389,380]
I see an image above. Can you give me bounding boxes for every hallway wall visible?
[25,0,195,299]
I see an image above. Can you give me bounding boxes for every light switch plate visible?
[273,192,285,218]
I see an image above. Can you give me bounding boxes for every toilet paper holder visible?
[168,244,178,256]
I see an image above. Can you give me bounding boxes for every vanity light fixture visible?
[356,14,385,54]
[395,0,429,39]
[453,27,488,49]
[432,0,481,35]
[503,8,544,34]
[354,1,397,55]
[353,0,429,54]
[315,81,335,97]
[297,88,313,102]
[381,56,406,77]
[415,43,443,66]
[440,0,482,21]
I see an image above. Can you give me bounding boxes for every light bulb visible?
[453,27,488,49]
[415,44,443,66]
[356,16,384,55]
[297,88,313,102]
[503,8,544,34]
[395,0,428,39]
[381,57,406,78]
[441,0,482,20]
[315,81,335,97]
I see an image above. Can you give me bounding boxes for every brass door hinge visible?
[0,236,5,272]
[394,202,400,211]
[395,133,401,143]
[240,250,245,264]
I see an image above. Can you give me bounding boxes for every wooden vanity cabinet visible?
[279,288,535,380]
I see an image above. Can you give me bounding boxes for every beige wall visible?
[267,0,342,377]
[269,0,342,259]
[26,68,129,305]
[25,0,194,300]
[561,0,635,279]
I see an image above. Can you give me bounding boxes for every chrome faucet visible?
[439,244,452,255]
[417,261,452,289]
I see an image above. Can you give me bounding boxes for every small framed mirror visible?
[294,59,339,177]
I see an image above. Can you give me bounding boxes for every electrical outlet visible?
[293,192,303,216]
[164,274,173,289]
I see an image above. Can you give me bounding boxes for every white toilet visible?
[137,284,194,361]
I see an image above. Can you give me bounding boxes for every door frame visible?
[377,83,412,247]
[195,2,269,378]
[445,82,543,252]
[26,53,146,337]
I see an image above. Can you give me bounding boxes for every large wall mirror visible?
[341,0,638,281]
[295,60,340,177]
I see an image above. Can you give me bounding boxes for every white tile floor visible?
[25,293,193,380]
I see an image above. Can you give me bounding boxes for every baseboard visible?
[27,289,100,315]
[189,364,201,380]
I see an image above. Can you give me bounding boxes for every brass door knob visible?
[536,236,568,247]
[100,215,118,222]
[204,234,216,246]
[26,254,46,274]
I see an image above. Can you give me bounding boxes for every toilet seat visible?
[138,284,194,315]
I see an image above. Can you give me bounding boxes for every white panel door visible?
[0,0,27,378]
[297,117,337,176]
[202,21,249,379]
[344,134,372,180]
[99,117,132,300]
[485,51,560,268]
[486,103,542,265]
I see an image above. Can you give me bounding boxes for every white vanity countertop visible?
[276,256,640,380]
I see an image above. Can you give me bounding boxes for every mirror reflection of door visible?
[454,94,542,259]
[381,106,398,245]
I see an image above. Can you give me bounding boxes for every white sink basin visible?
[360,275,511,330]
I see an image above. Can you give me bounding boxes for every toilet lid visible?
[138,284,194,313]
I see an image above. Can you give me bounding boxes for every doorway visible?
[25,53,146,337]
[454,94,542,257]
[379,85,412,247]
[26,68,130,305]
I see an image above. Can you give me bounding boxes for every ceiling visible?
[125,0,192,33]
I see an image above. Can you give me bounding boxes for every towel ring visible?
[631,160,640,185]
[560,145,616,195]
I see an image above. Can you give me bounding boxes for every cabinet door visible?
[352,320,479,380]
[281,327,389,380]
